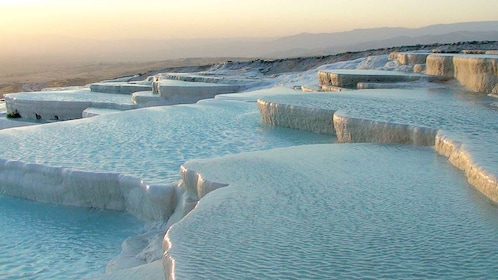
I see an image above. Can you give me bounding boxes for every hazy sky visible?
[1,0,497,40]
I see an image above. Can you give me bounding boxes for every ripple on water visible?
[167,144,498,279]
[261,88,498,174]
[0,99,334,185]
[0,196,144,280]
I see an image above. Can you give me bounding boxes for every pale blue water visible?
[0,99,334,185]
[0,95,334,278]
[0,195,143,280]
[167,144,498,279]
[261,87,498,174]
[0,82,497,279]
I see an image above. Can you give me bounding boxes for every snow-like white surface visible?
[0,90,333,219]
[0,158,180,222]
[90,82,152,94]
[426,54,498,93]
[356,81,419,89]
[0,87,333,278]
[426,54,456,77]
[389,51,430,65]
[258,88,498,198]
[0,101,38,129]
[4,89,137,120]
[388,52,498,93]
[4,89,134,103]
[453,55,498,94]
[153,80,240,104]
[157,69,267,90]
[131,91,170,107]
[318,70,423,88]
[0,52,497,279]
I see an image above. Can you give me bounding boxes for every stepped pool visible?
[0,89,335,279]
[0,93,334,186]
[0,63,497,279]
[166,143,498,279]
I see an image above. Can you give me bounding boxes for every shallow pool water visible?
[167,143,498,279]
[0,70,497,279]
[0,98,334,185]
[5,90,134,105]
[261,87,498,174]
[0,91,335,278]
[0,195,144,280]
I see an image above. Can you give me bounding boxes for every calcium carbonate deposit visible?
[0,46,497,280]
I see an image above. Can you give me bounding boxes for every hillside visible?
[2,40,497,99]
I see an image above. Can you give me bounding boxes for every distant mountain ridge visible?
[281,21,498,43]
[1,21,497,65]
[264,21,498,57]
[268,30,498,58]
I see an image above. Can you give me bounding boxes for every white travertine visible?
[1,49,497,279]
[163,140,498,280]
[413,64,426,73]
[453,56,498,94]
[0,159,177,222]
[389,52,430,65]
[426,55,455,78]
[426,54,498,93]
[321,85,350,92]
[333,112,438,146]
[153,80,239,104]
[434,132,498,202]
[4,90,137,120]
[131,91,170,107]
[257,94,498,205]
[90,82,152,95]
[356,82,412,89]
[5,97,92,120]
[318,70,421,88]
[165,166,228,228]
[257,99,336,134]
[301,85,321,92]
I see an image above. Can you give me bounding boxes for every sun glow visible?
[1,0,497,40]
[0,0,496,65]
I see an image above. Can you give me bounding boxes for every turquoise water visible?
[261,87,498,175]
[0,98,334,185]
[0,81,497,279]
[0,93,335,278]
[167,144,498,279]
[0,196,144,280]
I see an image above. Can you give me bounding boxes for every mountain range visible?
[1,21,497,65]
